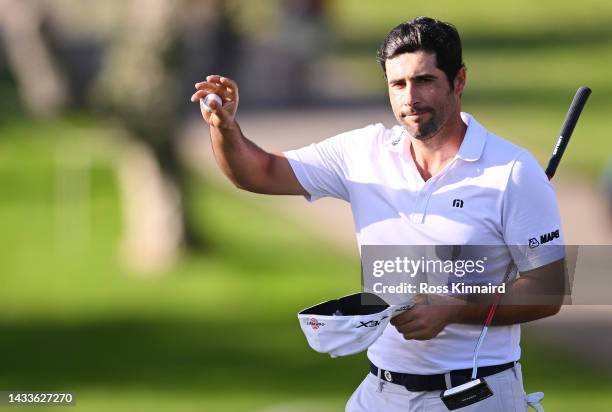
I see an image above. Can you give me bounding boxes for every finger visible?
[205,75,238,95]
[191,90,210,102]
[401,330,430,340]
[204,97,221,111]
[194,85,237,106]
[194,82,222,94]
[395,317,419,331]
[191,89,227,103]
[198,98,212,119]
[192,91,235,107]
[205,74,224,85]
[390,308,417,327]
[219,76,238,93]
[394,319,421,338]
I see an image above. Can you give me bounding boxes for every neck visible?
[407,111,467,181]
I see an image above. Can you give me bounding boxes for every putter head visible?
[440,378,493,410]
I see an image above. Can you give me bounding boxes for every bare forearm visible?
[452,303,561,326]
[209,121,273,192]
[453,258,565,325]
[392,295,561,341]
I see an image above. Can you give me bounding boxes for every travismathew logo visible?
[529,229,560,248]
[356,316,388,328]
[307,318,325,330]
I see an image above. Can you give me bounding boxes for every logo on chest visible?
[452,199,464,208]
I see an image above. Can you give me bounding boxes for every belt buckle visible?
[383,370,393,382]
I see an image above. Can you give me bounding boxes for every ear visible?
[454,66,466,96]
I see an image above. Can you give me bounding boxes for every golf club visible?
[441,86,592,411]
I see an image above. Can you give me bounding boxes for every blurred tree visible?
[0,0,68,116]
[92,0,239,274]
[0,0,242,274]
[0,0,334,273]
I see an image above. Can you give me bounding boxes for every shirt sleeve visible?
[283,129,359,202]
[502,151,566,272]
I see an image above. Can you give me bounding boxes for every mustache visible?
[401,107,432,116]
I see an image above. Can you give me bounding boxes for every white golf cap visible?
[297,292,412,357]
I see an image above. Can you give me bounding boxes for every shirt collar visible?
[456,112,486,162]
[384,126,407,153]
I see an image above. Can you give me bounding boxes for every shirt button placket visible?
[411,180,435,224]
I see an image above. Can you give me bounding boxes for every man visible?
[191,16,565,412]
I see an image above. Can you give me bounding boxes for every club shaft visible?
[545,86,592,179]
[473,86,591,379]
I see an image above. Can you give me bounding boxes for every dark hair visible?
[376,17,464,88]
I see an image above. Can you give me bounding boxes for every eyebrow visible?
[388,74,438,85]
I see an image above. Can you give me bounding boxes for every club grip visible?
[545,86,591,179]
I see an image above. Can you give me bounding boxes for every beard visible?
[411,116,441,140]
[403,109,444,141]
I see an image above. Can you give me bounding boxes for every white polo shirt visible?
[284,112,565,374]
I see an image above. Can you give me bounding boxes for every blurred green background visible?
[1,1,611,411]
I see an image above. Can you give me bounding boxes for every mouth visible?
[402,111,429,118]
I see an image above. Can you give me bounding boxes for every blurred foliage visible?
[328,0,612,44]
[228,0,283,40]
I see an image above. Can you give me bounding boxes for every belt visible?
[369,360,516,392]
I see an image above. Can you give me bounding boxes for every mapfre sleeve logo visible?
[529,229,560,248]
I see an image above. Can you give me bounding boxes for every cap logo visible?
[307,317,325,330]
[356,315,389,328]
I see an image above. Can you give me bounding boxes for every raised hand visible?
[191,75,239,129]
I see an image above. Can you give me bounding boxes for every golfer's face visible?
[386,51,460,140]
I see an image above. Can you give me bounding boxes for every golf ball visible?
[201,93,222,113]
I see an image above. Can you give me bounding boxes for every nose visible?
[402,82,419,107]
